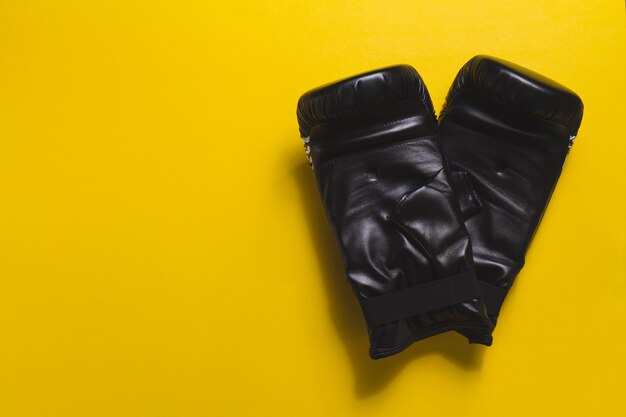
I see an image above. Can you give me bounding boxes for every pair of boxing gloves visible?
[296,56,584,359]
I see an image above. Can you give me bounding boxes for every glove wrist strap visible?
[359,270,481,327]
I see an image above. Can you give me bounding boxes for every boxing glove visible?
[297,66,492,359]
[438,56,584,340]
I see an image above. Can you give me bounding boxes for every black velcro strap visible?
[478,281,508,316]
[359,271,480,327]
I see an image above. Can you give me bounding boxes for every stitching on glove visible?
[316,135,437,169]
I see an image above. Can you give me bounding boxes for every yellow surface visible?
[0,1,625,416]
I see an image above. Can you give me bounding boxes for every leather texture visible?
[297,66,492,359]
[439,55,584,341]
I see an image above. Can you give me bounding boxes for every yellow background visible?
[1,1,625,416]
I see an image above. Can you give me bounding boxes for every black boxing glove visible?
[439,56,584,341]
[297,66,492,359]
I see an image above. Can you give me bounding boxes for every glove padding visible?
[439,55,584,341]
